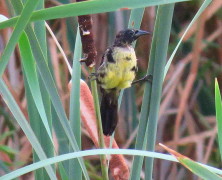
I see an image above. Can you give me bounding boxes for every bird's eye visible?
[129,31,134,36]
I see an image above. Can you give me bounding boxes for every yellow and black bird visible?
[95,29,150,136]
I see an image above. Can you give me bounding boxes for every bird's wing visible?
[99,47,115,66]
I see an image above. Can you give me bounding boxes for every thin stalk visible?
[45,22,72,74]
[90,67,109,180]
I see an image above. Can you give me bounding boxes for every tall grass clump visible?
[1,0,222,180]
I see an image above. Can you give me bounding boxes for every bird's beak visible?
[134,30,151,38]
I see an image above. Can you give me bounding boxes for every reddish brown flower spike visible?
[77,0,97,67]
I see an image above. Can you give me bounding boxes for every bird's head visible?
[114,29,150,46]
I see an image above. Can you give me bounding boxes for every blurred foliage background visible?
[0,0,222,179]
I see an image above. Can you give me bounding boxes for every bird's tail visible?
[100,89,119,136]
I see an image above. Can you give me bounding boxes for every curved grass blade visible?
[180,158,222,180]
[0,79,56,180]
[0,0,189,29]
[0,0,39,77]
[161,144,222,180]
[2,148,222,180]
[215,79,222,159]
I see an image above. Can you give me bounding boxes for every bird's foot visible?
[132,74,152,85]
[79,54,89,63]
[88,72,98,81]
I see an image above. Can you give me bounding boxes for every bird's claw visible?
[132,74,152,85]
[88,72,98,81]
[143,74,152,83]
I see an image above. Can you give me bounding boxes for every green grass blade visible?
[2,148,222,180]
[52,106,70,170]
[11,0,55,178]
[12,1,88,177]
[123,8,152,180]
[145,4,175,180]
[130,8,158,180]
[164,0,212,78]
[69,28,82,180]
[0,0,189,29]
[0,0,39,77]
[20,19,90,180]
[25,26,89,179]
[58,163,69,180]
[128,8,145,29]
[215,79,222,159]
[19,32,53,143]
[179,158,222,180]
[24,80,49,179]
[0,79,56,180]
[19,32,54,180]
[33,1,54,179]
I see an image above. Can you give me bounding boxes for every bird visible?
[94,29,150,136]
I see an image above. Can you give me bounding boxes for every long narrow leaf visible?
[179,158,222,180]
[145,4,175,180]
[12,0,55,179]
[69,28,82,180]
[11,1,88,178]
[161,144,222,180]
[0,0,189,29]
[25,26,89,180]
[130,6,160,180]
[19,33,53,143]
[0,0,39,76]
[33,1,54,179]
[2,148,222,180]
[0,79,56,180]
[215,79,222,159]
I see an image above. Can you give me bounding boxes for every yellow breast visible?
[101,46,137,90]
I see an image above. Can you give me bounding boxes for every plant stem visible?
[90,67,109,180]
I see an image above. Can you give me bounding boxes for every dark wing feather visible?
[99,47,115,66]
